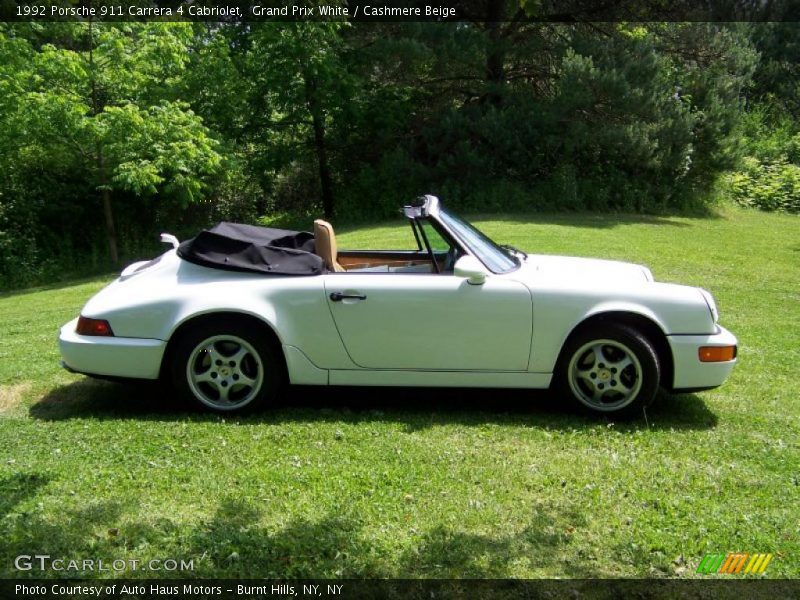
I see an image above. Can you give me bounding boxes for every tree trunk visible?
[305,75,335,219]
[88,17,119,264]
[98,149,119,264]
[485,1,506,107]
[101,187,119,264]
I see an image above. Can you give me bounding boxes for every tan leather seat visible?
[314,219,345,272]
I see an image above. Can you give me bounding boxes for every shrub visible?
[729,157,800,214]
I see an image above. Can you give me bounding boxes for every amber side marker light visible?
[76,316,114,336]
[699,346,737,362]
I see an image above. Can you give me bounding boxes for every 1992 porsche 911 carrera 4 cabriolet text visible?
[59,195,737,416]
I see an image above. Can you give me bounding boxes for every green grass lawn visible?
[0,205,797,579]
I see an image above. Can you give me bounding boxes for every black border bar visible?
[3,0,800,22]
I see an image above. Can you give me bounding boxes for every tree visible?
[247,23,351,219]
[2,22,222,263]
[750,22,800,118]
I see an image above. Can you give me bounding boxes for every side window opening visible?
[335,216,461,274]
[416,218,463,274]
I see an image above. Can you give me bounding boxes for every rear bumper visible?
[59,318,166,380]
[667,325,738,391]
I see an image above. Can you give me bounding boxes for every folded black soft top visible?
[177,222,324,275]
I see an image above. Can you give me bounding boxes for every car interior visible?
[313,218,460,274]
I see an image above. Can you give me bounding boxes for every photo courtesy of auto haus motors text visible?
[14,583,345,597]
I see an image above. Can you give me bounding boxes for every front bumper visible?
[58,318,166,380]
[667,325,738,391]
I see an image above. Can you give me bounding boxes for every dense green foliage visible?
[0,22,225,283]
[725,24,800,215]
[0,17,797,289]
[1,206,797,578]
[726,106,800,214]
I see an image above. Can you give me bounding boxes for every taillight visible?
[76,316,114,337]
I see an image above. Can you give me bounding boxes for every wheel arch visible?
[556,310,674,389]
[159,311,287,382]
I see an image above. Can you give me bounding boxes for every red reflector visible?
[76,316,114,337]
[698,346,736,362]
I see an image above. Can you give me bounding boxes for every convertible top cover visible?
[177,222,324,275]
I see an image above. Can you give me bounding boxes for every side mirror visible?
[454,255,488,285]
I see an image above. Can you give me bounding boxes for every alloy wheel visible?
[186,334,264,411]
[567,338,643,411]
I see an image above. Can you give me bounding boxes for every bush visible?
[729,156,800,213]
[729,108,800,214]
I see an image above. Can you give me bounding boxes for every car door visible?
[323,273,532,371]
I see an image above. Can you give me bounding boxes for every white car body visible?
[59,196,737,413]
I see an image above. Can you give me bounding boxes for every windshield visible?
[438,209,519,273]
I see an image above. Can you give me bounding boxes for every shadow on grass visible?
[0,486,604,578]
[0,465,597,578]
[0,472,51,517]
[458,212,700,230]
[29,378,718,432]
[186,498,600,578]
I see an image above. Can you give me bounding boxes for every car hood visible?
[514,254,654,284]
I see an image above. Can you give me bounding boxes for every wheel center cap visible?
[598,369,610,381]
[220,367,231,376]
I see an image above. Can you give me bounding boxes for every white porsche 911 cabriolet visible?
[59,195,737,416]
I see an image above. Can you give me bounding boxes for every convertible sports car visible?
[59,195,737,416]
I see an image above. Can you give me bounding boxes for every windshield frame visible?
[435,207,520,274]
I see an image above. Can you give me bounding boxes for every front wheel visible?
[170,319,282,413]
[555,323,660,417]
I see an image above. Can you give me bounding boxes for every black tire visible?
[169,317,283,414]
[554,322,660,418]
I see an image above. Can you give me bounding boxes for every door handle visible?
[330,292,367,302]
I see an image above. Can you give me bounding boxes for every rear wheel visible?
[555,323,660,417]
[170,319,282,413]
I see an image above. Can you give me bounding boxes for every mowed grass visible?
[0,205,797,579]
